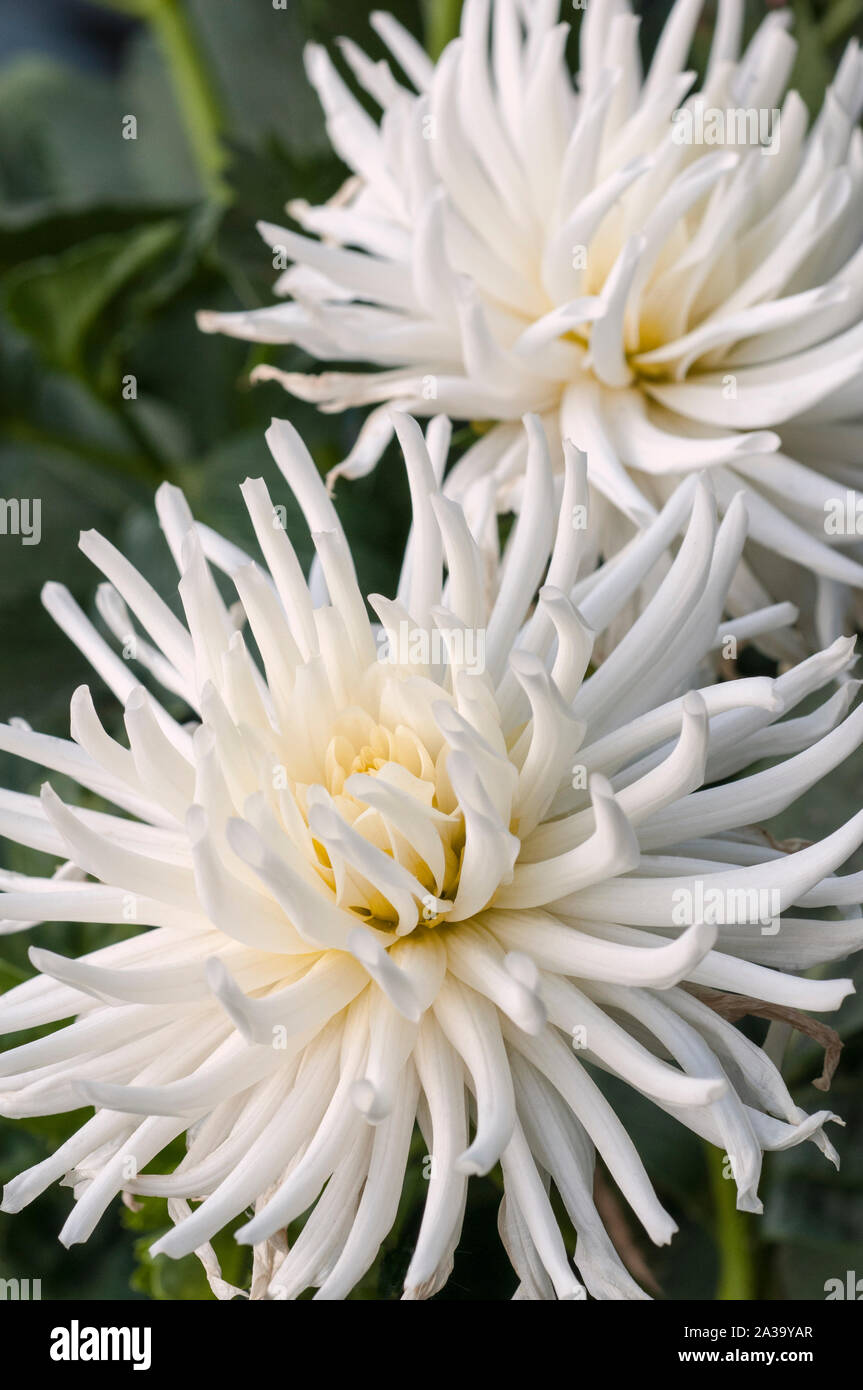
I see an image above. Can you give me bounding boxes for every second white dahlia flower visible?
[0,412,861,1299]
[200,0,863,643]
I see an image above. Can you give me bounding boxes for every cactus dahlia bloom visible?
[199,0,863,644]
[1,412,862,1303]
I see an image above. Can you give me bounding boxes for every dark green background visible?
[0,0,862,1300]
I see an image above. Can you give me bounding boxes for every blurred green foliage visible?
[0,0,861,1302]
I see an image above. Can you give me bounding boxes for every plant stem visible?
[707,1144,756,1300]
[146,0,228,201]
[422,0,463,59]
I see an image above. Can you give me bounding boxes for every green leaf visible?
[0,56,200,212]
[819,0,863,45]
[184,0,328,159]
[125,1193,251,1300]
[421,0,463,58]
[788,0,835,113]
[214,135,342,309]
[0,442,141,601]
[0,201,188,276]
[5,220,181,375]
[0,956,28,992]
[760,1060,863,1296]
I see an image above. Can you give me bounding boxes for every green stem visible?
[422,0,463,59]
[145,0,228,201]
[707,1144,755,1300]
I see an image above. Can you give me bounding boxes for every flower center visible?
[285,704,468,934]
[349,745,388,777]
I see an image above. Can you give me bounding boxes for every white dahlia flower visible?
[199,0,863,646]
[1,413,862,1302]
